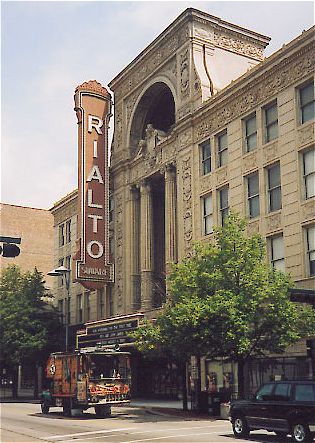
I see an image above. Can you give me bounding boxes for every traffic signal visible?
[0,243,20,258]
[306,339,315,359]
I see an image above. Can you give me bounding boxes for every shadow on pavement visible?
[29,406,217,424]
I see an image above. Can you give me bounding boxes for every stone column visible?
[130,186,141,312]
[165,164,177,272]
[140,181,154,311]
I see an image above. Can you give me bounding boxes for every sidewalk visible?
[0,396,229,420]
[130,399,228,420]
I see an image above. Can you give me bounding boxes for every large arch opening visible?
[129,82,175,157]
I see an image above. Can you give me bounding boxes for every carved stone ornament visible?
[216,165,228,185]
[266,212,282,232]
[178,129,193,148]
[182,156,193,257]
[243,152,258,172]
[298,122,314,146]
[263,141,278,164]
[247,220,260,235]
[113,103,123,150]
[125,91,140,122]
[195,49,315,141]
[177,103,193,120]
[115,25,189,100]
[213,30,264,61]
[136,124,167,170]
[200,175,214,192]
[180,49,189,96]
[114,192,124,313]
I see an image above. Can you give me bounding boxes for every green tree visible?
[132,213,315,405]
[0,265,62,398]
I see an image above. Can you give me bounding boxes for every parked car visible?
[229,380,315,442]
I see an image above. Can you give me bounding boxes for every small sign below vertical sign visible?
[74,80,113,289]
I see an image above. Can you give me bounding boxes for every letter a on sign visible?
[73,81,113,289]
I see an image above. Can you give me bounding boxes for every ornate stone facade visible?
[50,9,314,346]
[108,9,314,318]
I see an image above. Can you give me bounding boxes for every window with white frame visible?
[270,235,285,271]
[217,130,228,167]
[65,219,71,243]
[77,294,83,323]
[247,173,260,218]
[202,194,213,235]
[58,224,65,247]
[267,163,282,212]
[303,148,315,199]
[200,139,211,175]
[264,102,278,143]
[219,186,229,225]
[306,225,315,277]
[299,81,314,124]
[244,113,257,152]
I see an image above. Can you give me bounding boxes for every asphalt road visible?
[0,402,297,443]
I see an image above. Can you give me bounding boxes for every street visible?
[1,402,292,443]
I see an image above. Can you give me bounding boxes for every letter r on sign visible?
[88,115,103,134]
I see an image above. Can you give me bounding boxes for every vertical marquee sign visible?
[74,80,113,289]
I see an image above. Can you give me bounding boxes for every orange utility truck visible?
[41,347,131,417]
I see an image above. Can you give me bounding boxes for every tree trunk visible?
[181,361,188,411]
[237,358,245,399]
[196,355,202,412]
[33,363,38,399]
[11,366,18,399]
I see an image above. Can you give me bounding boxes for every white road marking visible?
[121,430,229,443]
[60,424,229,443]
[46,428,135,440]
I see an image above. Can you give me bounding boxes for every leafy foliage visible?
[132,213,315,397]
[0,265,62,368]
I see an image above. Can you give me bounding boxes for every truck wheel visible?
[232,416,250,439]
[95,405,111,418]
[41,403,50,414]
[292,423,312,443]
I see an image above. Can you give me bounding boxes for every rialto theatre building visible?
[50,8,315,399]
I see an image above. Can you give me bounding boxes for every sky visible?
[1,0,314,210]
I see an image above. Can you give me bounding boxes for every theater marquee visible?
[74,81,113,289]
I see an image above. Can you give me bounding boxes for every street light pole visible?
[48,266,71,352]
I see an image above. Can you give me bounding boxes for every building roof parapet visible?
[109,8,270,91]
[50,189,78,214]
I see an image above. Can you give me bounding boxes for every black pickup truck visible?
[229,380,315,442]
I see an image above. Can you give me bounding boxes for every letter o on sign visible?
[87,241,104,259]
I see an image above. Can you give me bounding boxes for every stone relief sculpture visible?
[136,123,167,168]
